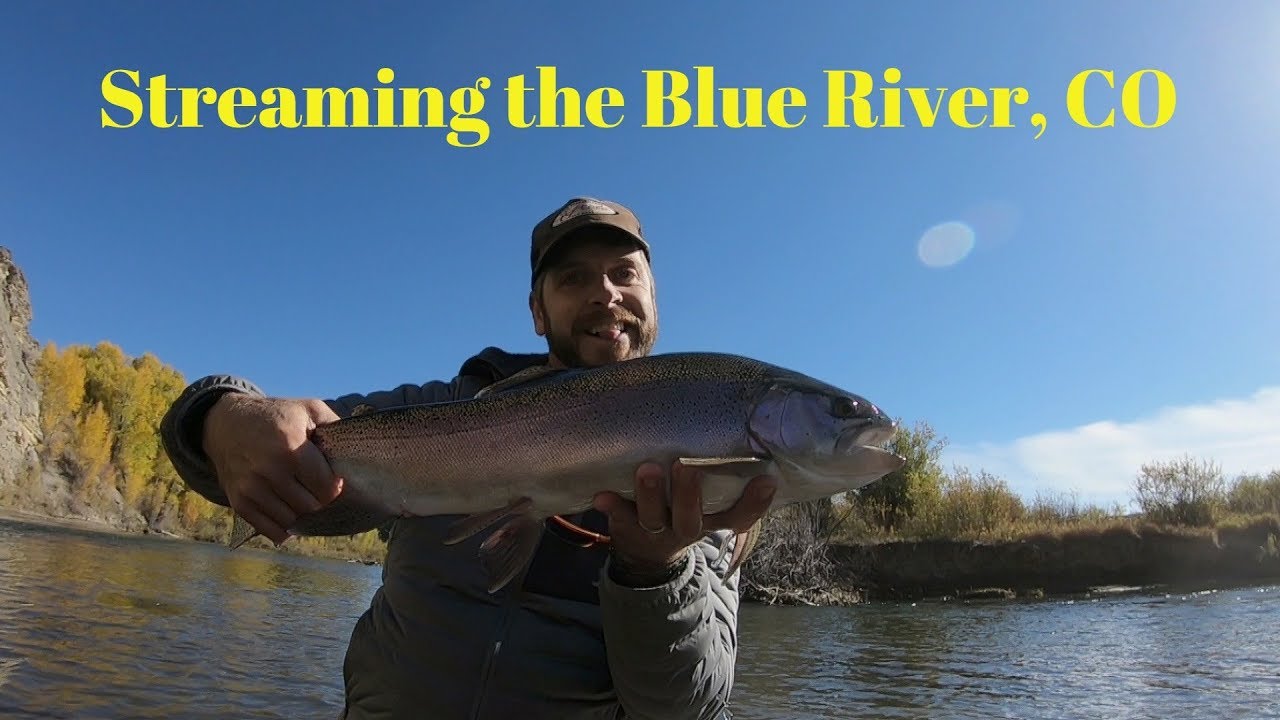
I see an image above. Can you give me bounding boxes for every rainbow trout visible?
[228,352,905,591]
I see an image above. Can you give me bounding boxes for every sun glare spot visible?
[917,221,975,268]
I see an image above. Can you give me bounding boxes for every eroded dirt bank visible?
[830,518,1280,601]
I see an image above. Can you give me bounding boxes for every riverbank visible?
[0,505,382,564]
[828,515,1280,602]
[6,504,1279,603]
[0,506,176,540]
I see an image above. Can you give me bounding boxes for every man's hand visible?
[203,393,344,545]
[593,460,778,585]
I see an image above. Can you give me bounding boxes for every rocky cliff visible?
[0,247,42,490]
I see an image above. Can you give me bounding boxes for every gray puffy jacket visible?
[159,346,741,720]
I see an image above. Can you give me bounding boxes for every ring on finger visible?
[638,518,666,534]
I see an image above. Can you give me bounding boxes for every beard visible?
[543,306,658,368]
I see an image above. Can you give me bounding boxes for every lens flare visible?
[917,221,975,268]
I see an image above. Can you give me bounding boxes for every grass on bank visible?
[741,423,1280,596]
[832,462,1280,546]
[827,423,1280,546]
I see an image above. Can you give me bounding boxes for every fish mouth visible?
[776,444,905,480]
[834,419,897,456]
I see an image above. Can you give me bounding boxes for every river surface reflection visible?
[1,517,1275,719]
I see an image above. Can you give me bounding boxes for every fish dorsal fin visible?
[348,403,378,417]
[475,365,558,398]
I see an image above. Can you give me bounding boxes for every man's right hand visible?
[202,394,344,545]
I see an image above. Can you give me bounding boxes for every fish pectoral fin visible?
[228,511,260,550]
[723,519,763,580]
[478,513,545,594]
[678,456,768,468]
[442,497,535,545]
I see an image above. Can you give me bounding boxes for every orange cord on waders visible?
[550,515,610,547]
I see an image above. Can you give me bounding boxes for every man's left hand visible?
[592,460,778,584]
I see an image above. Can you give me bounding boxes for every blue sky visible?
[4,2,1277,507]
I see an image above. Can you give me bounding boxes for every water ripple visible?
[3,517,1279,719]
[733,584,1280,719]
[0,517,379,719]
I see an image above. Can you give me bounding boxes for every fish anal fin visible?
[442,497,534,546]
[479,513,545,594]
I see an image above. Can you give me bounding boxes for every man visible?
[159,197,779,720]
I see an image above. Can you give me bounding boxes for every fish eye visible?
[832,397,859,418]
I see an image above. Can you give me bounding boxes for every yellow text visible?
[642,67,807,129]
[99,68,494,147]
[1066,69,1177,128]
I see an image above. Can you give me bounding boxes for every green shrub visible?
[852,420,946,533]
[907,467,1025,539]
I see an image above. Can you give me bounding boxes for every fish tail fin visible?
[228,511,260,550]
[724,518,763,580]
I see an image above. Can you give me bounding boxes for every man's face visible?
[530,234,658,368]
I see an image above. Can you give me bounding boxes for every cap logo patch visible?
[552,199,617,227]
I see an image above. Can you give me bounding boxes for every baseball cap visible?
[530,197,650,288]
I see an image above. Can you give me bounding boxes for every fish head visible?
[748,376,898,457]
[747,373,905,496]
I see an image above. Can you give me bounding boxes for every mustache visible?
[573,308,642,333]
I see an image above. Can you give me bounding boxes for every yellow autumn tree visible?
[33,341,189,518]
[29,340,380,560]
[116,352,183,506]
[74,342,130,500]
[74,401,115,501]
[35,343,87,455]
[78,341,130,418]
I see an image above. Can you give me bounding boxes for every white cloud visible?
[942,386,1280,510]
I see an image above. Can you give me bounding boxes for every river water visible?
[0,516,1276,719]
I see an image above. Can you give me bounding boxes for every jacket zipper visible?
[468,583,525,720]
